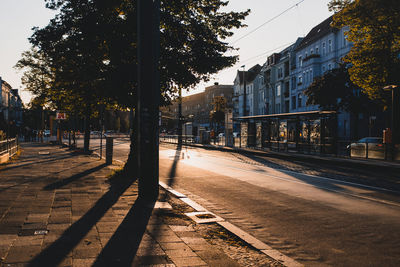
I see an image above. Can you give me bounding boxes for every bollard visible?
[106,136,113,165]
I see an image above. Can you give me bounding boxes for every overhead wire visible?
[231,0,306,45]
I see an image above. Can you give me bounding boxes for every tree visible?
[209,96,227,131]
[304,64,367,112]
[19,0,249,173]
[329,0,400,106]
[305,65,382,139]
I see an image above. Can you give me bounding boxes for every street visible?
[81,138,400,266]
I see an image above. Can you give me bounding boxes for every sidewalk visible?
[0,143,262,267]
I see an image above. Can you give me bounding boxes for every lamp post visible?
[384,85,399,160]
[7,90,10,157]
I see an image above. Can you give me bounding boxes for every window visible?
[310,49,313,55]
[291,77,296,90]
[298,75,303,85]
[310,69,313,82]
[299,56,302,67]
[276,84,281,96]
[315,46,319,54]
[343,31,348,47]
[328,39,332,52]
[278,67,283,79]
[322,65,326,73]
[328,63,332,70]
[275,103,281,113]
[298,94,302,107]
[305,52,308,59]
[322,42,326,55]
[291,96,296,110]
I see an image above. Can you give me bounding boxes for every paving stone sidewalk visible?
[0,143,241,267]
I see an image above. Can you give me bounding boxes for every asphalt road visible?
[79,138,400,266]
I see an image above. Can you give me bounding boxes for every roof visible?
[295,16,335,51]
[236,64,262,84]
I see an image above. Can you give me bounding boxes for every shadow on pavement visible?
[93,199,155,266]
[43,163,108,190]
[167,142,182,185]
[28,174,137,267]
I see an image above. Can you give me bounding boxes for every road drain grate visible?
[185,211,224,224]
[19,229,49,236]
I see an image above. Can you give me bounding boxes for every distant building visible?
[162,83,233,132]
[232,64,261,117]
[0,77,23,133]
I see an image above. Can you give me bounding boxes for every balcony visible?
[303,54,321,65]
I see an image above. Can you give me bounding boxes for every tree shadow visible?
[43,163,108,190]
[28,174,137,267]
[0,154,75,172]
[167,142,182,186]
[93,198,155,266]
[0,161,93,193]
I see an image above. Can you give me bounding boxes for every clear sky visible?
[0,0,333,104]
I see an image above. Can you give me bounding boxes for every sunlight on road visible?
[160,147,400,217]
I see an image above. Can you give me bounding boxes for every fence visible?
[0,138,18,160]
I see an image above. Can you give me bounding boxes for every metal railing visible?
[0,138,18,157]
[159,135,196,144]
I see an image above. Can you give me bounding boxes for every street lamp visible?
[384,85,399,144]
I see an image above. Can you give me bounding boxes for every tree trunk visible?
[83,107,90,153]
[123,109,138,177]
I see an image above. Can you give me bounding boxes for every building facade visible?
[0,77,23,134]
[162,83,234,133]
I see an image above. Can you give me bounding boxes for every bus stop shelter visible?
[234,110,337,155]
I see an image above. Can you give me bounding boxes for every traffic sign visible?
[56,112,67,120]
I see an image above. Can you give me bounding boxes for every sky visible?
[0,0,333,104]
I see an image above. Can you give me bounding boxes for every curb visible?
[159,181,303,267]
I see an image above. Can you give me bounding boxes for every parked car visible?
[218,133,225,138]
[44,130,51,137]
[233,132,240,138]
[348,137,384,159]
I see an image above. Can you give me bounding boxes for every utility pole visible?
[391,86,400,144]
[137,0,160,201]
[241,65,247,116]
[178,87,182,145]
[7,90,10,156]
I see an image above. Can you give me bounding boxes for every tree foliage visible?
[304,64,380,113]
[329,0,400,105]
[210,95,226,126]
[20,0,249,109]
